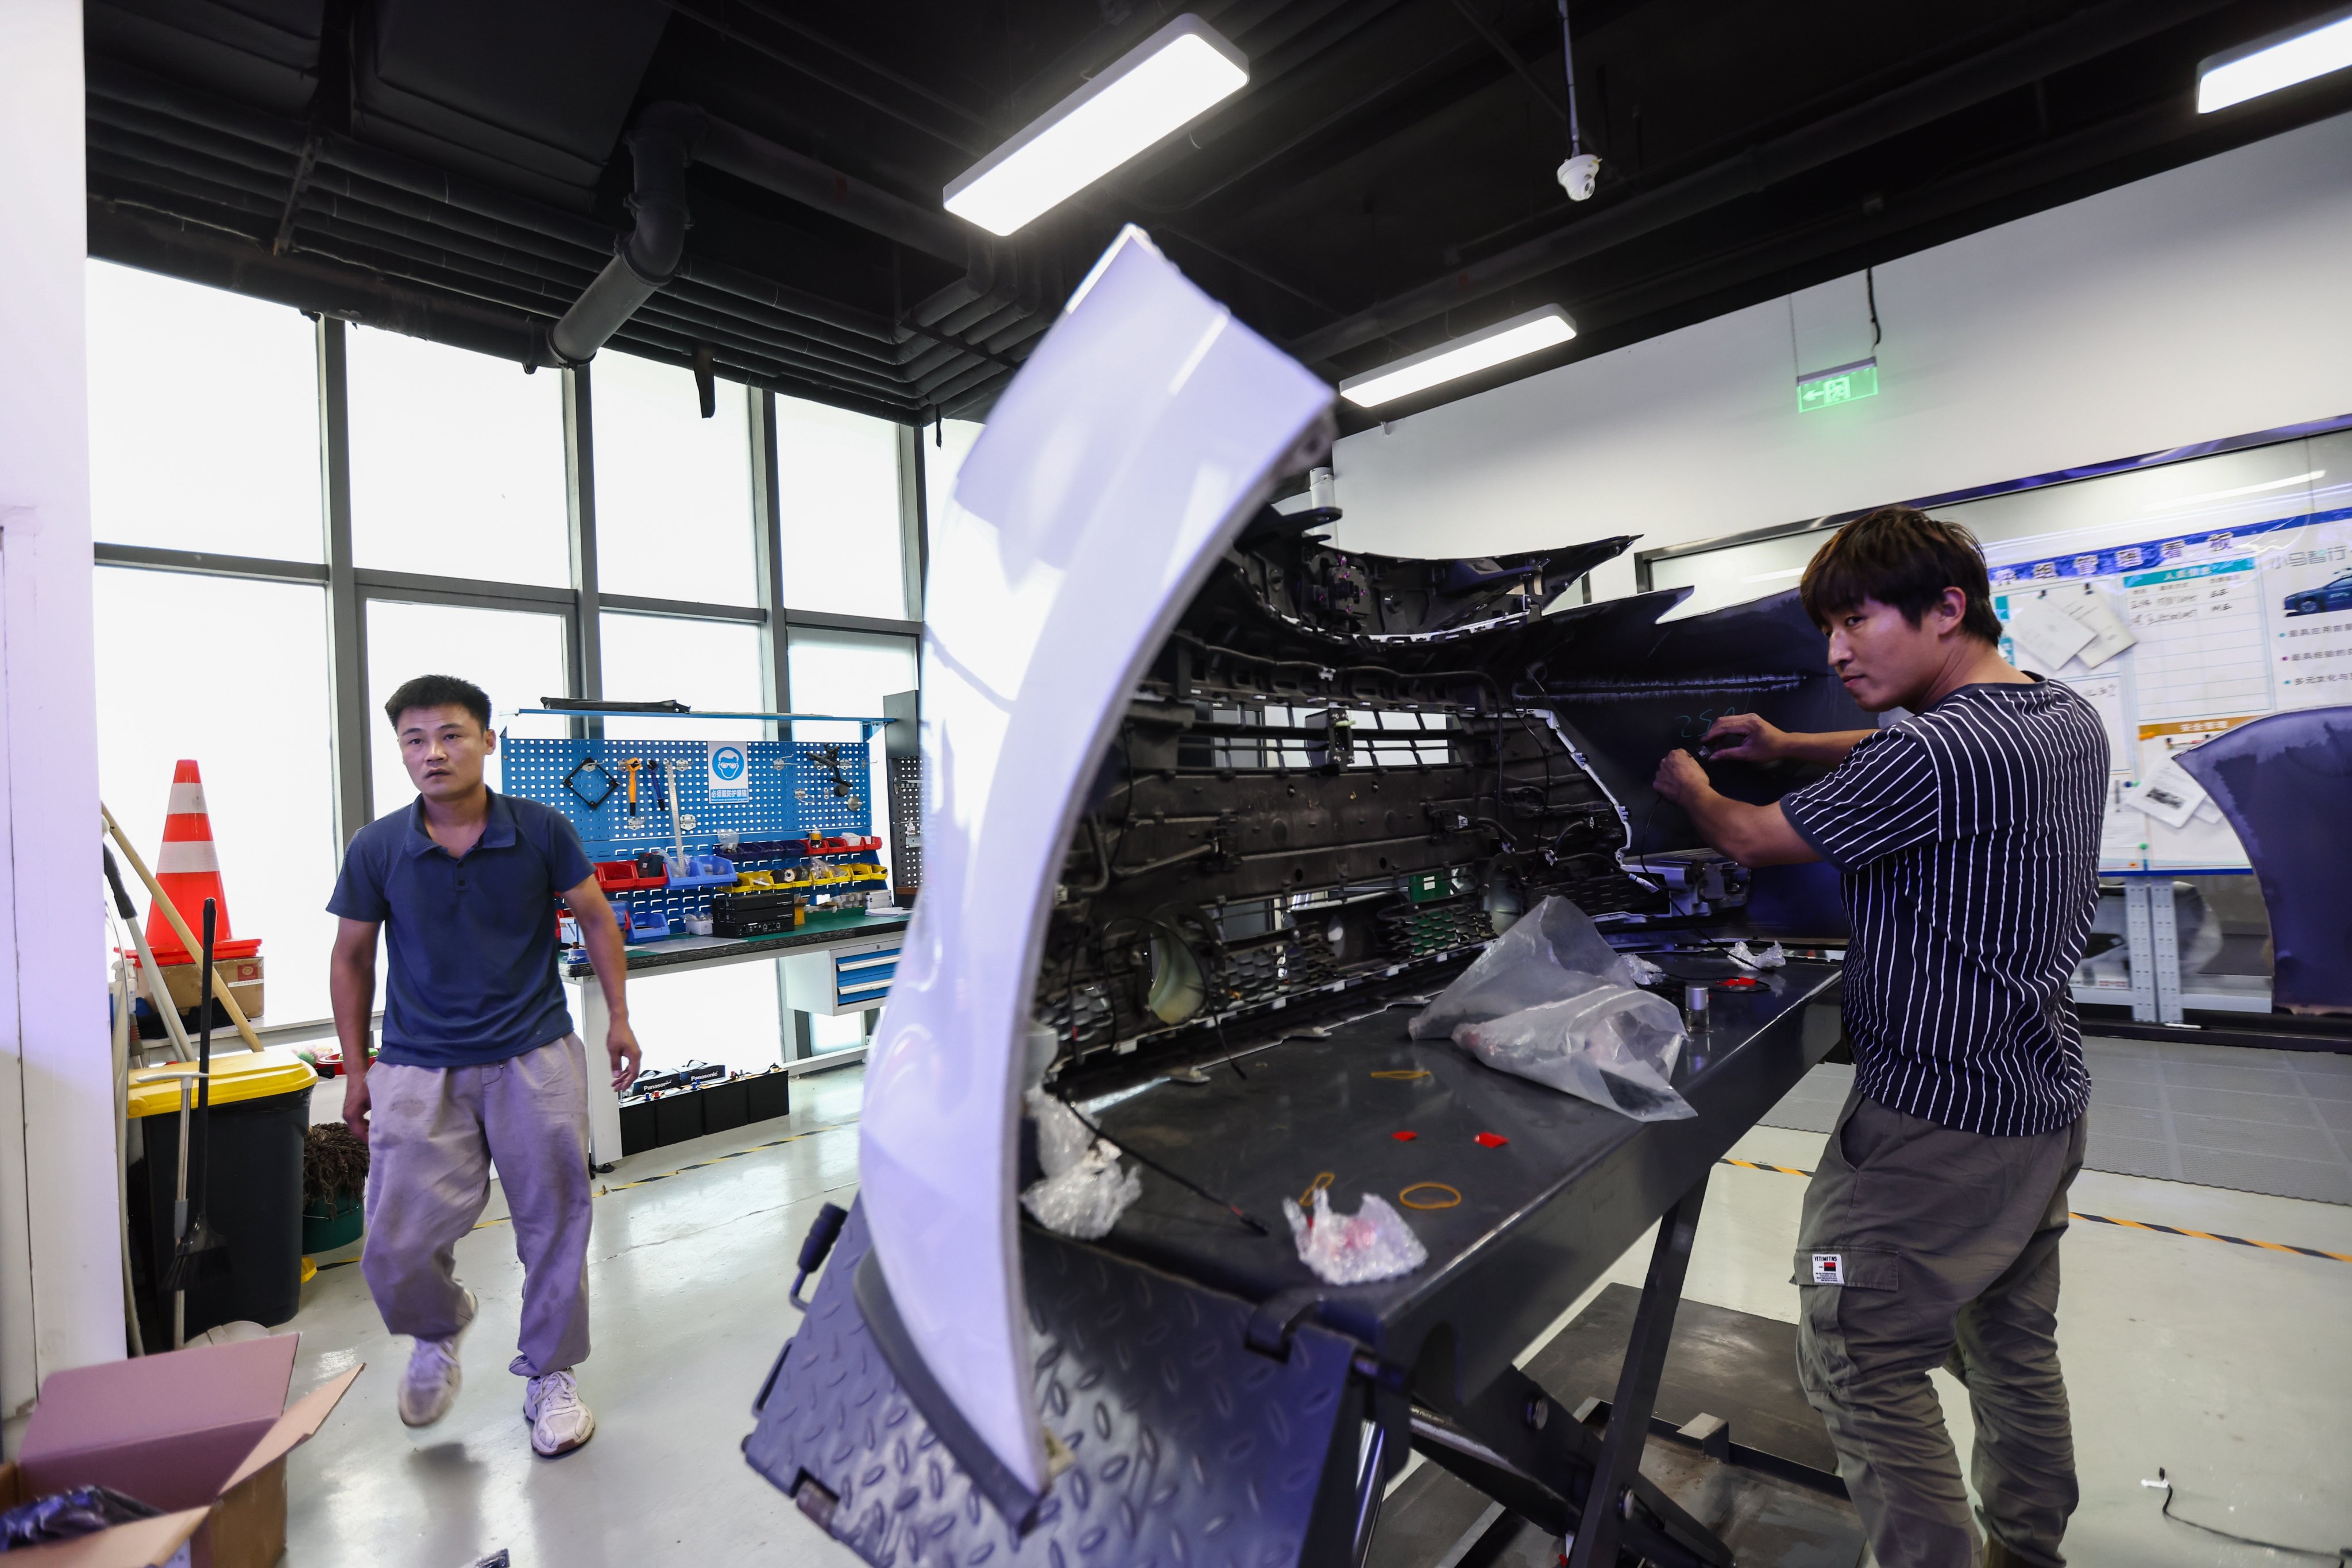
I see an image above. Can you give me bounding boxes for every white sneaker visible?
[397,1288,476,1428]
[523,1368,595,1457]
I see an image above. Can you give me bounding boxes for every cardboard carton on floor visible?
[0,1335,358,1568]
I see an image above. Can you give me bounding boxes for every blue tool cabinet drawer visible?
[783,937,903,1017]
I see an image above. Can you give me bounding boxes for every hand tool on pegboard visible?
[101,802,266,1053]
[564,755,617,809]
[661,759,688,859]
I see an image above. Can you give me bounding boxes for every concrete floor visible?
[281,1060,2352,1568]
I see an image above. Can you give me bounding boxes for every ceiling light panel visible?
[1338,306,1578,408]
[944,16,1248,237]
[2198,4,2352,113]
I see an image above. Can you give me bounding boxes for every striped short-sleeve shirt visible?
[1781,677,2106,1136]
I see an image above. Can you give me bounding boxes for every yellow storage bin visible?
[129,1048,317,1119]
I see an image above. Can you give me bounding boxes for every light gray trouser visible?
[362,1034,594,1378]
[1794,1087,2087,1568]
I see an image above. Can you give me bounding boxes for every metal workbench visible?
[563,908,907,1162]
[750,956,1844,1568]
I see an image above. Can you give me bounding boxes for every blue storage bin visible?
[625,907,673,944]
[663,852,737,890]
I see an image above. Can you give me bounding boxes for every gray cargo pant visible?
[362,1034,594,1378]
[1794,1087,2087,1568]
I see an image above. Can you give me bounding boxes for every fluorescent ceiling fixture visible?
[944,16,1247,235]
[1338,306,1577,408]
[2144,470,2323,510]
[1741,565,1809,584]
[2198,5,2352,113]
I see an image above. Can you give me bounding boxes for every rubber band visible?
[1399,1182,1462,1211]
[1299,1170,1335,1207]
[1370,1069,1431,1080]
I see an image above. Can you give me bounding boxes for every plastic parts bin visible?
[594,859,668,894]
[128,1049,317,1342]
[662,852,737,890]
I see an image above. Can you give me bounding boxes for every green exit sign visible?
[1797,358,1879,413]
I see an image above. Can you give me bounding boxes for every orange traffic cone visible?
[144,761,262,965]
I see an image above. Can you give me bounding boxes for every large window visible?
[93,570,341,1023]
[364,601,571,818]
[777,396,906,620]
[923,417,984,520]
[592,352,757,606]
[86,261,322,561]
[599,613,766,743]
[347,327,570,587]
[88,264,923,1040]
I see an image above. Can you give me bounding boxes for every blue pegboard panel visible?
[502,735,874,853]
[502,729,885,937]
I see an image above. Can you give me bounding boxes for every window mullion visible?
[751,387,791,720]
[317,316,371,839]
[565,362,602,741]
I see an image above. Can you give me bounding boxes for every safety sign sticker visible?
[706,742,751,800]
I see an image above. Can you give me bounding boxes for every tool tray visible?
[594,859,669,894]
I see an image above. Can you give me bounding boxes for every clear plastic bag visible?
[1413,896,1694,1122]
[1408,896,1646,1040]
[1453,987,1696,1122]
[1020,1088,1144,1240]
[1281,1188,1428,1284]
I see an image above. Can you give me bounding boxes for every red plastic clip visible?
[1392,1130,1418,1142]
[1474,1131,1509,1148]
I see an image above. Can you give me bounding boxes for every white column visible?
[0,0,128,1419]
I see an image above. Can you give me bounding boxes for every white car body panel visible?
[857,229,1334,1493]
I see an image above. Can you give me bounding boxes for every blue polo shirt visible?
[327,791,597,1068]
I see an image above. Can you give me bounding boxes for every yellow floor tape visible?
[1718,1157,2352,1264]
[312,1125,2347,1280]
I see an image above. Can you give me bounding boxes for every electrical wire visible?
[2144,1469,2349,1562]
[1557,0,1585,159]
[1053,1090,1270,1236]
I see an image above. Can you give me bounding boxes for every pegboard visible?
[502,735,873,855]
[502,732,883,937]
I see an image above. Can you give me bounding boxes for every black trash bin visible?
[128,1049,317,1345]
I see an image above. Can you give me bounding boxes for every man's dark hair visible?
[1799,506,2005,644]
[384,674,492,731]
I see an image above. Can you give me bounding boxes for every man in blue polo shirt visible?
[329,674,641,1458]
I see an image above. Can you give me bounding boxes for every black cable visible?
[1052,1090,1270,1236]
[1866,266,1882,353]
[2146,1469,2348,1562]
[1212,1005,1248,1084]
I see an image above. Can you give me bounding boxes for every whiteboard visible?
[1987,503,2352,870]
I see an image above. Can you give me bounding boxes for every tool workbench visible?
[751,955,1851,1568]
[564,908,908,1163]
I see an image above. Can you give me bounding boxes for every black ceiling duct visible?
[353,0,671,212]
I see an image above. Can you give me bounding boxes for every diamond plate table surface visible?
[748,1203,1362,1568]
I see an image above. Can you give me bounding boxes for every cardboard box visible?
[0,1335,358,1568]
[153,958,264,1022]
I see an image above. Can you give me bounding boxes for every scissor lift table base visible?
[1374,1284,1862,1568]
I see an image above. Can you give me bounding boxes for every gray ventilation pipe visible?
[548,102,702,366]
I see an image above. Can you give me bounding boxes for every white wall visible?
[1326,110,2352,599]
[0,0,123,1423]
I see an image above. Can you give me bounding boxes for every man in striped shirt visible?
[1652,507,2103,1568]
